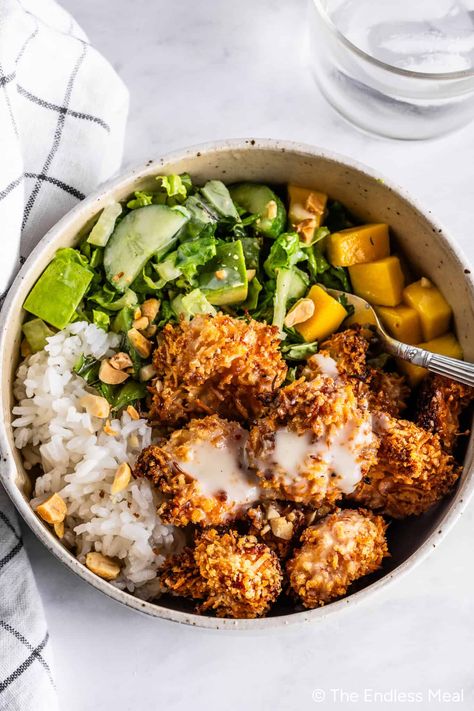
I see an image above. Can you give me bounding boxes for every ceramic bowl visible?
[1,139,473,630]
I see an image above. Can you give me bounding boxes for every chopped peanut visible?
[246,269,256,281]
[36,493,67,525]
[85,552,120,580]
[420,277,432,288]
[99,359,129,384]
[20,339,31,358]
[296,218,317,244]
[104,419,118,436]
[54,521,65,539]
[141,298,160,322]
[266,504,280,521]
[133,307,142,320]
[111,462,131,494]
[264,200,278,220]
[284,298,315,328]
[109,352,133,370]
[270,516,294,540]
[127,328,152,358]
[143,324,157,338]
[79,393,110,419]
[126,405,140,420]
[133,316,149,331]
[215,269,227,280]
[139,364,156,382]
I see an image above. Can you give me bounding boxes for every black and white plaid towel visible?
[0,0,129,707]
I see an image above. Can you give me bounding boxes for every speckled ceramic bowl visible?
[1,139,473,630]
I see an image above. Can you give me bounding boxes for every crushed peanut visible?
[270,516,294,540]
[139,364,156,382]
[36,493,67,525]
[284,298,315,328]
[126,405,140,420]
[141,298,160,322]
[54,521,65,539]
[104,419,118,436]
[266,504,280,520]
[111,462,132,494]
[133,316,149,331]
[420,277,432,288]
[109,352,133,370]
[264,200,278,220]
[295,218,317,244]
[143,324,157,338]
[305,192,325,215]
[246,269,256,281]
[85,552,120,580]
[133,307,142,320]
[127,328,152,358]
[99,359,130,384]
[20,339,31,358]
[79,393,110,418]
[215,269,227,280]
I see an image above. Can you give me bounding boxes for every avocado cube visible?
[199,240,248,305]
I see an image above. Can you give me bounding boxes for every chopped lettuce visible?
[127,191,154,209]
[281,341,319,361]
[92,309,110,331]
[172,289,217,320]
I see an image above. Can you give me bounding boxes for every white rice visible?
[12,321,180,596]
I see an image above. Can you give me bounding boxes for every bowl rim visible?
[1,137,473,631]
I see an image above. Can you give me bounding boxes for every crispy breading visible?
[415,374,473,452]
[287,508,388,608]
[149,314,287,426]
[350,414,461,518]
[134,415,258,527]
[304,328,408,416]
[246,376,378,507]
[246,501,326,559]
[162,529,282,618]
[160,547,207,600]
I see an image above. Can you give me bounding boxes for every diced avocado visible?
[198,240,248,305]
[23,253,93,329]
[200,180,240,220]
[104,204,189,292]
[241,276,262,311]
[229,183,286,239]
[22,318,54,352]
[182,195,219,240]
[240,236,262,270]
[87,202,122,247]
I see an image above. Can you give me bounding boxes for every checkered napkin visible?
[0,1,129,708]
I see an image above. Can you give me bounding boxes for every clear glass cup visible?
[307,0,474,139]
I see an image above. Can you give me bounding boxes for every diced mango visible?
[344,307,378,327]
[288,185,328,228]
[376,304,422,345]
[402,279,452,341]
[397,332,463,386]
[349,256,404,307]
[326,224,390,267]
[295,285,348,342]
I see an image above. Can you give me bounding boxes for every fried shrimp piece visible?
[246,377,378,507]
[162,529,283,618]
[134,415,258,527]
[351,414,461,518]
[415,374,473,452]
[149,313,287,426]
[287,508,388,608]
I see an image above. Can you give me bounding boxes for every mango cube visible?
[295,285,348,342]
[349,256,404,307]
[397,332,463,386]
[402,279,452,341]
[376,304,422,345]
[288,185,328,228]
[326,223,389,267]
[344,306,378,328]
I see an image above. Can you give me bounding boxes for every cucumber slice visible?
[104,205,188,292]
[272,266,309,333]
[201,181,240,220]
[199,240,248,305]
[87,202,122,247]
[230,183,286,239]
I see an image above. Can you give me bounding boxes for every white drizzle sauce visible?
[310,353,339,378]
[177,436,259,506]
[273,415,374,495]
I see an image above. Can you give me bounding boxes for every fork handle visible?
[383,339,474,387]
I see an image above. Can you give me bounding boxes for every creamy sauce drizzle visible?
[177,436,259,506]
[310,353,339,378]
[273,416,374,495]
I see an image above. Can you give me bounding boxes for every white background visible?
[24,0,474,709]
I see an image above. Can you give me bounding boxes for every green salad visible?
[21,174,357,412]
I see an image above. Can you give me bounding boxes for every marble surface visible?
[25,0,474,709]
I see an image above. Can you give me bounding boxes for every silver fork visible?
[327,289,474,387]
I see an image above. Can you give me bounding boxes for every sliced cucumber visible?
[229,183,286,239]
[104,205,188,292]
[199,240,248,305]
[87,202,122,247]
[201,180,240,221]
[272,266,309,333]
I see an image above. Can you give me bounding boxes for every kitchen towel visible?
[0,0,129,708]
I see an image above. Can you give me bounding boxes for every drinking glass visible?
[307,0,474,139]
